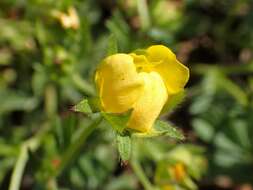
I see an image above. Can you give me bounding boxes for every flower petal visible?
[95,54,144,113]
[127,72,168,132]
[147,45,189,94]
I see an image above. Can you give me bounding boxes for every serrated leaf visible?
[155,120,185,139]
[116,134,131,161]
[73,99,92,114]
[101,111,131,133]
[133,120,184,140]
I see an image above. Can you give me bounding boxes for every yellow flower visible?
[95,45,189,132]
[53,7,80,30]
[168,162,186,182]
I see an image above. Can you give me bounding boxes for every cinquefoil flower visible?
[95,45,189,132]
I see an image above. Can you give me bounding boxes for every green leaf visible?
[0,91,38,114]
[32,64,47,97]
[133,120,184,140]
[107,34,118,55]
[192,119,214,142]
[116,134,131,161]
[101,111,131,133]
[155,120,185,139]
[218,74,248,106]
[232,120,251,149]
[73,99,92,115]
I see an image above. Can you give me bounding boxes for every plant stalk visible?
[130,159,155,190]
[9,123,49,190]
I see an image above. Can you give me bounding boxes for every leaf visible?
[214,133,243,153]
[107,34,118,55]
[73,99,92,115]
[214,150,240,167]
[189,94,212,115]
[231,119,251,149]
[218,74,248,106]
[133,120,184,140]
[0,90,38,114]
[32,64,47,97]
[155,120,185,140]
[116,134,131,161]
[192,119,214,142]
[101,111,131,133]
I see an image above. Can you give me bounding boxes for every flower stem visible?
[130,159,155,190]
[54,114,103,177]
[137,0,150,31]
[9,123,49,190]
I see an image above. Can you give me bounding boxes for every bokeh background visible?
[0,0,253,189]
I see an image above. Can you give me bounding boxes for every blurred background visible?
[0,0,253,189]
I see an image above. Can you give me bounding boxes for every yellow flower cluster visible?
[95,45,189,132]
[53,7,79,30]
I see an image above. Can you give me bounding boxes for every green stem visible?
[9,124,49,190]
[193,63,253,75]
[9,144,29,190]
[130,159,155,190]
[55,114,103,177]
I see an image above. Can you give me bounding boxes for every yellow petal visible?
[95,54,144,113]
[173,163,186,181]
[127,72,168,132]
[129,53,150,68]
[147,45,189,94]
[67,7,80,29]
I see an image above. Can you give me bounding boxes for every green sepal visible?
[116,133,132,161]
[133,48,146,55]
[101,110,132,133]
[87,97,101,113]
[132,120,184,140]
[72,99,92,115]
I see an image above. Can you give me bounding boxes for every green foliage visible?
[107,34,118,56]
[155,145,206,190]
[190,67,253,183]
